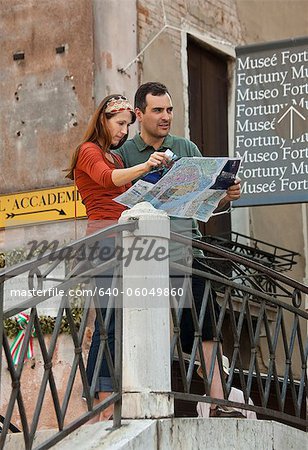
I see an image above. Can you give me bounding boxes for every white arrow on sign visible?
[277,105,306,140]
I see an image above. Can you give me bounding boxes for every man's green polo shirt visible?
[114,133,204,260]
[115,133,202,166]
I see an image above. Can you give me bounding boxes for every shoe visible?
[209,405,245,418]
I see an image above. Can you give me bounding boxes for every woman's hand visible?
[144,151,169,173]
[111,151,170,186]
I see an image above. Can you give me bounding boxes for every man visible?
[197,355,257,419]
[115,82,241,417]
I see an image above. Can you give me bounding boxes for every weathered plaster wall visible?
[235,0,308,44]
[0,0,94,194]
[93,0,138,106]
[137,0,242,136]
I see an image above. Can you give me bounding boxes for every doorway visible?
[188,36,231,238]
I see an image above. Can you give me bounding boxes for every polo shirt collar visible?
[133,133,174,152]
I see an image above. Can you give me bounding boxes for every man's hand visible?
[225,178,241,202]
[218,179,241,209]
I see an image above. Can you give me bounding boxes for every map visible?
[114,157,241,222]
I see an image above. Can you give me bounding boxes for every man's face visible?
[137,93,173,139]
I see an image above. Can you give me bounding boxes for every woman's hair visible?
[65,94,135,180]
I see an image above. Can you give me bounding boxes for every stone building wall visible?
[0,0,94,194]
[135,0,243,135]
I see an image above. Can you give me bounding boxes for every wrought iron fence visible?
[0,222,138,450]
[170,232,308,430]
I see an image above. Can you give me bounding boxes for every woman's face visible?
[105,111,132,146]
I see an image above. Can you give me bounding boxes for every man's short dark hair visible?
[134,82,171,112]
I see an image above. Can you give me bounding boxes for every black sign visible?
[234,37,308,207]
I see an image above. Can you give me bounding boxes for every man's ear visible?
[135,107,143,122]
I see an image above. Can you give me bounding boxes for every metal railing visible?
[0,221,138,450]
[203,231,299,272]
[170,232,307,430]
[0,223,307,449]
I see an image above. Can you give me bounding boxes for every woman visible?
[66,94,168,420]
[66,94,167,225]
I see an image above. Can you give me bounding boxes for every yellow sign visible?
[0,185,86,228]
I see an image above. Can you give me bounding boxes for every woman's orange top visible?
[75,142,131,223]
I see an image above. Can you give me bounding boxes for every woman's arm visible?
[111,151,167,186]
[78,145,168,188]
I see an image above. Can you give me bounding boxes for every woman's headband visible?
[105,95,134,114]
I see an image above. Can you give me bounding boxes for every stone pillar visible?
[118,202,174,418]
